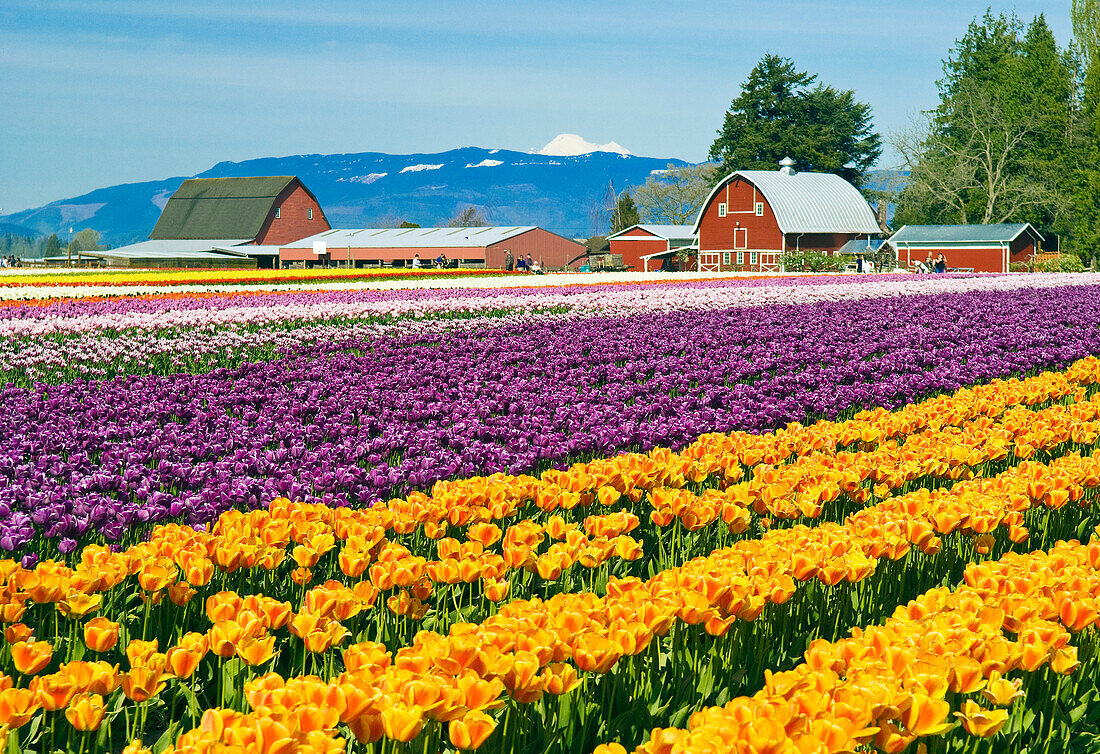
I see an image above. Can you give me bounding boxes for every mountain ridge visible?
[2,145,691,247]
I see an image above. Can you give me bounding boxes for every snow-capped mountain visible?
[535,134,633,157]
[2,141,687,246]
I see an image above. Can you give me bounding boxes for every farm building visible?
[92,176,331,268]
[81,240,258,269]
[607,224,697,271]
[888,223,1044,273]
[693,158,882,272]
[280,226,585,269]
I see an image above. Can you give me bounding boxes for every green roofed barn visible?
[150,176,330,245]
[888,223,1044,273]
[84,176,332,268]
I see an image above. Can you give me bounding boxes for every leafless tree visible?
[893,84,1060,225]
[632,163,718,225]
[446,205,490,227]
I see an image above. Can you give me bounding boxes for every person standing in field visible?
[504,250,514,272]
[412,254,421,268]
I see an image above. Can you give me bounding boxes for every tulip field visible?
[3,272,1100,754]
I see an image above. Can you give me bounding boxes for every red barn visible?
[607,224,697,271]
[280,226,585,269]
[888,223,1044,273]
[692,158,881,272]
[134,176,332,267]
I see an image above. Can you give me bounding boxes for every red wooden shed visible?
[888,223,1044,273]
[280,226,585,269]
[607,224,697,271]
[692,158,881,272]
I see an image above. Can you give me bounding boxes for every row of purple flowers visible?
[1,283,1099,555]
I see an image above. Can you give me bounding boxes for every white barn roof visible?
[282,226,539,250]
[692,168,881,235]
[608,224,696,241]
[96,239,252,257]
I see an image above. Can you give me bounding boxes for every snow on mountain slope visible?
[2,145,687,245]
[536,134,633,157]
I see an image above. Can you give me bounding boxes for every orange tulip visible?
[483,578,510,602]
[31,672,75,710]
[83,617,120,653]
[137,563,176,593]
[58,590,102,618]
[167,582,197,607]
[902,694,954,737]
[11,640,52,675]
[65,692,106,731]
[237,636,277,666]
[449,710,496,750]
[1050,646,1080,675]
[347,713,386,744]
[380,702,424,743]
[3,624,32,644]
[165,646,204,680]
[208,621,244,658]
[954,699,1008,738]
[542,663,582,695]
[981,672,1024,706]
[0,687,39,728]
[121,667,167,702]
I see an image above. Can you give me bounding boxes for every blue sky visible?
[0,0,1074,213]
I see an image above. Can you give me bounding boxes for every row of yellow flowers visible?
[0,361,1097,751]
[0,432,1079,751]
[108,445,1100,753]
[0,268,511,289]
[595,536,1100,754]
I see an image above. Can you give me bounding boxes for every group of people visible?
[503,250,541,273]
[409,253,453,269]
[854,256,876,274]
[914,253,948,274]
[0,256,21,268]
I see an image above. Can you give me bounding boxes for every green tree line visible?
[895,9,1100,265]
[0,229,105,260]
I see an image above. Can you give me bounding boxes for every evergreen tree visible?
[709,54,881,187]
[1072,52,1100,265]
[895,11,1072,229]
[610,191,640,234]
[44,234,61,257]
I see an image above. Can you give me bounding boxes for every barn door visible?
[759,251,780,272]
[734,228,748,249]
[699,253,720,272]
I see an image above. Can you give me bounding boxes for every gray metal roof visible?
[608,224,697,241]
[87,240,252,258]
[838,238,890,254]
[888,223,1039,245]
[85,249,245,261]
[693,169,881,235]
[282,226,540,250]
[213,244,281,257]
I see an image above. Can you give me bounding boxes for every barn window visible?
[723,252,730,265]
[755,202,764,216]
[718,203,726,218]
[275,208,281,219]
[750,252,758,264]
[736,251,744,265]
[307,209,313,220]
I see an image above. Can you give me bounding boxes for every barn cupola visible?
[778,157,796,175]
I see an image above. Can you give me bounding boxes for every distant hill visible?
[1,140,694,247]
[1,140,907,247]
